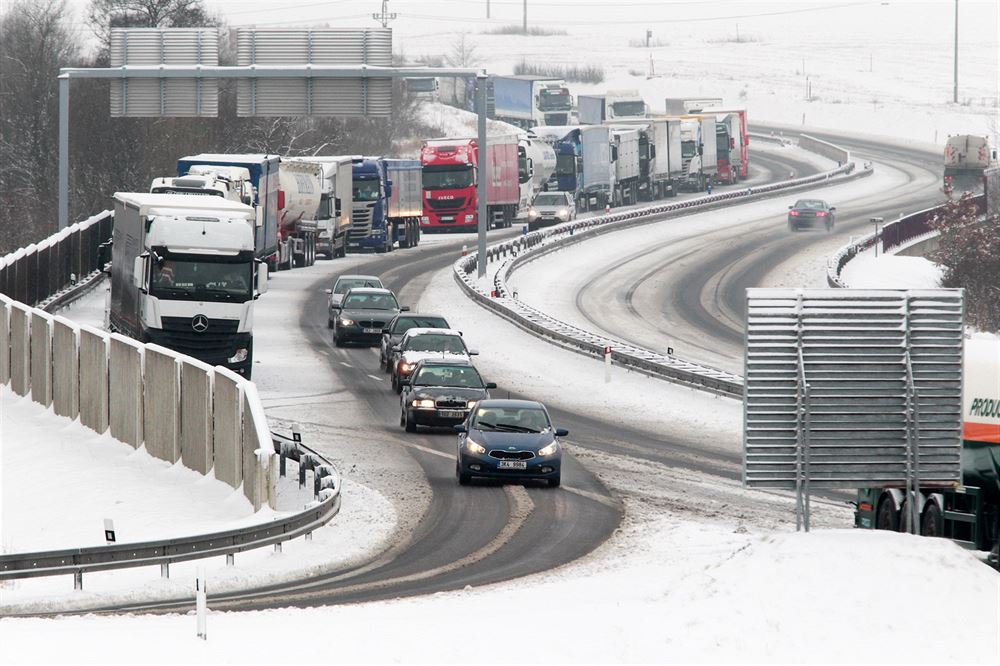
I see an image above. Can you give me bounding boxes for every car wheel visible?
[405,411,417,433]
[391,374,400,394]
[547,475,561,488]
[457,462,471,485]
[826,220,833,233]
[788,220,797,232]
[399,407,406,427]
[327,318,333,329]
[334,332,344,347]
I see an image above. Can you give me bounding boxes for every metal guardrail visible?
[827,194,984,287]
[454,136,871,397]
[0,429,341,585]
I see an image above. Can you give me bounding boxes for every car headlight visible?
[398,361,415,373]
[557,208,569,219]
[411,399,435,409]
[465,438,486,454]
[228,348,248,363]
[339,317,355,326]
[538,441,559,456]
[528,208,539,219]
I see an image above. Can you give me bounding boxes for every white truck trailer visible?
[610,127,641,206]
[611,118,684,200]
[109,193,268,378]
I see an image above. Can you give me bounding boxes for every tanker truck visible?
[277,156,353,265]
[518,134,557,214]
[855,333,1000,566]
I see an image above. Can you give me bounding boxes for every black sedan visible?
[332,287,408,346]
[379,312,450,372]
[399,360,495,432]
[788,199,836,231]
[455,399,566,488]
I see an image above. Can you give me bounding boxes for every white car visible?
[527,191,576,231]
[389,328,478,393]
[326,274,383,328]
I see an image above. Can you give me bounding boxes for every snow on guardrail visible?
[455,136,871,397]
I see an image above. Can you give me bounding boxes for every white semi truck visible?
[109,192,268,378]
[578,91,647,124]
[677,115,718,191]
[150,165,255,205]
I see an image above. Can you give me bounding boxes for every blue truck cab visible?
[349,157,422,252]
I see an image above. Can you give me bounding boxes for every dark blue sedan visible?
[455,399,567,488]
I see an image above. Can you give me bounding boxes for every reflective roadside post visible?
[604,345,612,383]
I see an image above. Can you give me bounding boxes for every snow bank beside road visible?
[841,254,944,289]
[3,520,995,663]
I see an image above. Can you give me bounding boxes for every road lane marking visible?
[405,442,455,460]
[339,362,352,367]
[367,374,383,381]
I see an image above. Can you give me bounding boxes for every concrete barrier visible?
[9,303,31,397]
[29,311,53,407]
[78,326,109,433]
[241,384,269,512]
[0,297,10,385]
[51,316,80,420]
[109,334,144,448]
[180,359,213,475]
[213,367,244,490]
[799,134,850,165]
[143,345,180,463]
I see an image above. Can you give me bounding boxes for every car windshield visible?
[473,407,551,434]
[342,293,398,310]
[795,200,828,210]
[412,365,484,388]
[353,178,380,202]
[150,255,253,302]
[422,166,474,190]
[406,334,466,353]
[392,316,449,334]
[335,277,382,294]
[533,194,566,207]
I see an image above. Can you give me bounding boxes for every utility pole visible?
[487,0,491,19]
[953,0,959,103]
[373,0,396,28]
[523,0,527,34]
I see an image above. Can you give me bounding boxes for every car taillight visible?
[815,211,827,217]
[789,210,800,216]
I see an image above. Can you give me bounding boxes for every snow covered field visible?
[6,1,997,661]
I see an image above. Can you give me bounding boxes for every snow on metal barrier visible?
[455,138,871,398]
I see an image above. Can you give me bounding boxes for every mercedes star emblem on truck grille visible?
[191,315,209,333]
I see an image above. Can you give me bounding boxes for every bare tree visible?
[445,33,481,68]
[0,0,80,252]
[87,0,220,61]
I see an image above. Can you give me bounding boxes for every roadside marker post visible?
[196,568,207,640]
[604,346,612,383]
[103,518,115,544]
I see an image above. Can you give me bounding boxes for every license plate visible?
[363,327,380,334]
[498,460,527,470]
[439,410,465,418]
[441,216,454,222]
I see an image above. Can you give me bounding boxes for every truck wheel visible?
[875,493,900,531]
[920,499,943,537]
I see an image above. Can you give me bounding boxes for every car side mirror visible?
[325,288,333,295]
[829,206,836,211]
[788,205,793,209]
[453,424,467,433]
[391,345,400,352]
[399,379,410,387]
[555,428,569,437]
[382,328,391,334]
[468,348,479,356]
[485,382,497,389]
[400,306,410,312]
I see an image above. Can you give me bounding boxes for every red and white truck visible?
[700,107,749,184]
[420,136,520,232]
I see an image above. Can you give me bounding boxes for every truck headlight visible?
[339,317,355,326]
[465,214,475,222]
[421,216,429,223]
[228,348,248,363]
[411,399,435,409]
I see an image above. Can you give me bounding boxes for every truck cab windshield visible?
[555,154,577,176]
[539,90,571,111]
[353,178,381,202]
[422,166,473,190]
[151,255,253,302]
